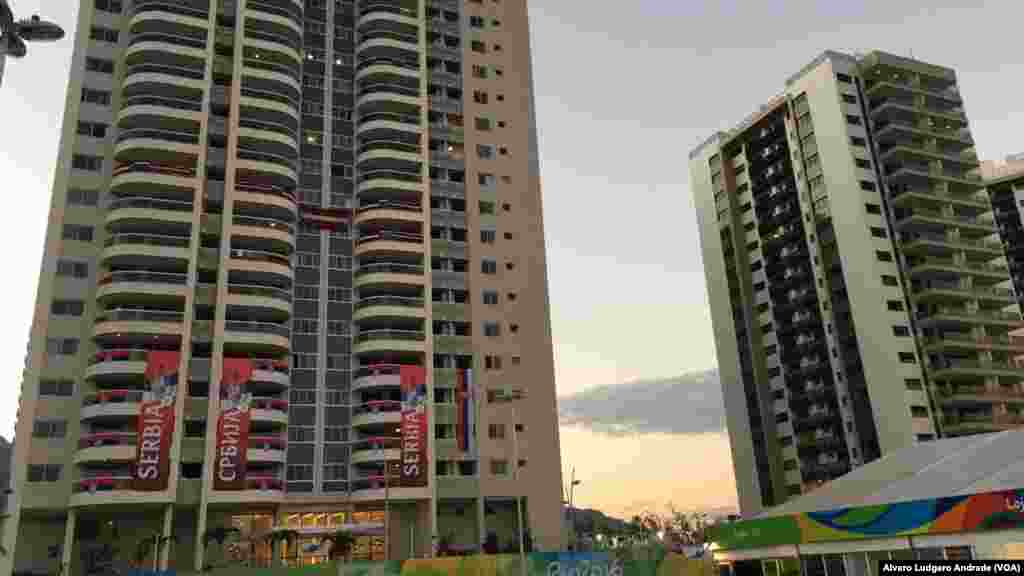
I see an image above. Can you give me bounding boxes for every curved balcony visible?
[96,271,189,304]
[226,283,292,318]
[248,435,287,463]
[239,91,300,121]
[351,437,401,465]
[251,359,291,389]
[356,89,421,111]
[352,364,408,391]
[357,110,422,136]
[94,308,184,339]
[242,57,301,92]
[235,149,298,188]
[131,0,210,26]
[119,94,204,129]
[223,320,290,353]
[356,139,422,167]
[123,61,207,92]
[356,171,425,205]
[125,37,207,69]
[114,128,201,164]
[354,201,423,226]
[70,476,165,507]
[106,195,195,228]
[110,161,197,197]
[86,349,149,381]
[353,329,425,354]
[247,0,303,34]
[101,233,191,266]
[354,231,424,257]
[353,296,425,322]
[228,249,293,281]
[349,474,423,500]
[81,390,144,420]
[358,2,419,29]
[231,214,296,246]
[356,58,420,85]
[249,398,289,425]
[75,433,137,464]
[354,262,424,289]
[351,400,402,428]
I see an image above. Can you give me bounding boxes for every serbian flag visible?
[456,369,476,454]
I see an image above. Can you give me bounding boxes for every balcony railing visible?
[91,348,151,364]
[233,215,295,235]
[230,248,292,267]
[98,271,189,286]
[355,263,424,276]
[245,476,284,491]
[105,233,191,249]
[249,435,287,450]
[83,390,144,406]
[355,296,424,309]
[937,387,1024,401]
[78,432,137,449]
[96,309,184,323]
[224,320,291,338]
[354,329,426,343]
[228,283,293,302]
[353,436,401,451]
[930,359,1024,372]
[112,161,196,178]
[353,400,401,416]
[74,476,135,493]
[121,94,203,112]
[923,334,1024,350]
[251,397,289,411]
[357,232,423,245]
[124,62,205,81]
[919,307,1021,322]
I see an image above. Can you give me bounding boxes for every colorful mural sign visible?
[215,358,254,490]
[400,365,428,486]
[711,488,1024,550]
[336,552,710,576]
[134,351,179,491]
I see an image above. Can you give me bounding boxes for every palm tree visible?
[320,530,355,562]
[263,529,300,566]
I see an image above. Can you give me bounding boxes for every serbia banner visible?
[456,368,476,455]
[400,365,428,486]
[214,358,253,490]
[134,351,179,491]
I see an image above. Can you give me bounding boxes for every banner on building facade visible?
[214,358,254,490]
[134,351,179,491]
[457,368,476,455]
[400,365,428,486]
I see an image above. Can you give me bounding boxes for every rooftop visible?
[758,430,1024,518]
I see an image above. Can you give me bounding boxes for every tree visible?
[321,530,355,562]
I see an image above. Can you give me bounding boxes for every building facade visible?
[691,50,1022,517]
[985,155,1024,312]
[3,0,562,572]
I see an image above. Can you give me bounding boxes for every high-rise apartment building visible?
[985,155,1024,311]
[4,0,562,572]
[691,50,1023,516]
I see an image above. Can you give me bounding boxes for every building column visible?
[61,510,77,576]
[194,502,208,572]
[159,504,174,570]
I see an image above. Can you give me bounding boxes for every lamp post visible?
[568,471,581,549]
[0,0,65,87]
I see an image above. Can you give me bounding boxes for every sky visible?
[2,0,1024,520]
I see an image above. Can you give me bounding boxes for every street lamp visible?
[568,474,581,549]
[0,0,65,87]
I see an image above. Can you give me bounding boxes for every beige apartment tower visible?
[3,0,563,573]
[691,51,1023,516]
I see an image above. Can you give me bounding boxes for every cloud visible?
[558,368,725,436]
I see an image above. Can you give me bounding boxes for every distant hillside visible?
[566,507,630,533]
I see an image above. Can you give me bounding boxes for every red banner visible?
[214,358,254,490]
[400,366,428,486]
[134,351,179,491]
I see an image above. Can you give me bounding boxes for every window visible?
[56,259,89,279]
[882,275,899,287]
[764,344,778,356]
[505,261,515,271]
[841,93,857,104]
[62,223,95,242]
[893,325,910,337]
[480,230,496,243]
[783,459,798,471]
[754,281,766,292]
[787,485,802,496]
[760,322,773,334]
[916,434,935,442]
[472,65,488,79]
[27,464,62,483]
[477,144,494,159]
[483,322,500,337]
[51,300,85,317]
[870,226,887,238]
[855,158,872,170]
[475,117,492,131]
[469,15,485,28]
[767,367,781,378]
[503,232,513,240]
[910,405,929,418]
[860,180,877,192]
[484,355,502,370]
[89,26,119,43]
[483,291,499,305]
[85,57,115,74]
[490,459,509,475]
[473,90,488,104]
[95,0,122,13]
[876,250,893,262]
[887,300,904,311]
[775,412,789,423]
[836,73,853,83]
[493,43,502,52]
[899,352,917,364]
[850,136,867,147]
[488,423,505,439]
[479,201,496,214]
[471,40,486,53]
[865,203,882,214]
[67,188,99,206]
[38,379,74,397]
[905,378,923,390]
[772,389,784,400]
[478,172,496,186]
[507,292,517,302]
[81,87,111,106]
[72,154,103,172]
[750,260,763,272]
[45,337,78,356]
[33,419,68,438]
[77,121,108,138]
[481,259,497,275]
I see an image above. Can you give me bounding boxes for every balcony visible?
[351,437,401,465]
[223,320,290,353]
[916,306,1023,328]
[907,257,1010,281]
[895,207,995,232]
[228,249,293,279]
[796,431,843,450]
[351,400,402,428]
[102,233,192,264]
[106,195,195,227]
[75,432,138,464]
[353,295,425,322]
[900,233,1003,258]
[251,359,290,388]
[928,358,1024,380]
[912,282,1015,305]
[355,231,424,256]
[70,476,169,507]
[81,390,145,420]
[922,333,1024,354]
[248,435,287,463]
[942,413,1024,435]
[354,200,424,226]
[936,386,1024,406]
[352,364,409,391]
[250,398,289,425]
[354,262,424,288]
[226,283,293,317]
[86,349,150,381]
[94,308,184,339]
